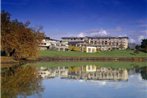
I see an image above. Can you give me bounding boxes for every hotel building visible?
[62,36,129,52]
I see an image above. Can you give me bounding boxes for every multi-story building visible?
[39,37,68,51]
[62,37,85,42]
[39,37,57,50]
[62,36,129,51]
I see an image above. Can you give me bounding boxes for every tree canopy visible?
[1,10,44,59]
[141,39,147,52]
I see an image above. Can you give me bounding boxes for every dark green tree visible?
[141,39,147,52]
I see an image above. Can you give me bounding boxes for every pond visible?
[1,63,147,98]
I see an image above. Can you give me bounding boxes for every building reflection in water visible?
[38,65,128,81]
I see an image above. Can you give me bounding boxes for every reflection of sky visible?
[27,74,147,98]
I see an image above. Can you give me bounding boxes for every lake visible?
[1,63,147,98]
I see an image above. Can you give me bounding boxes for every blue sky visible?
[1,0,147,44]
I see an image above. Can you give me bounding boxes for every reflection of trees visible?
[68,66,83,74]
[1,66,43,98]
[140,67,147,80]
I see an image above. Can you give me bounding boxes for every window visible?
[44,43,46,45]
[102,41,104,45]
[95,41,97,44]
[91,41,93,44]
[105,41,107,45]
[116,43,118,45]
[109,42,111,45]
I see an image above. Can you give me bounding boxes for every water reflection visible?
[140,67,147,80]
[1,66,43,98]
[37,65,147,98]
[1,65,147,98]
[38,65,128,81]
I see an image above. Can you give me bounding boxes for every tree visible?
[1,66,43,97]
[69,45,81,51]
[1,11,44,59]
[141,39,147,52]
[134,45,140,54]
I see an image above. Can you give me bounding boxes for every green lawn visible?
[39,50,147,57]
[27,61,147,69]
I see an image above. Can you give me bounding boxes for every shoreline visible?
[1,56,147,68]
[38,56,147,62]
[1,56,147,63]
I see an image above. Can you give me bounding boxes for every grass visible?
[39,50,147,57]
[27,61,147,69]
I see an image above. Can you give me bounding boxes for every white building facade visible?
[39,37,68,51]
[86,46,97,53]
[62,36,129,51]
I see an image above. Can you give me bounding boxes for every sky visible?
[1,0,147,44]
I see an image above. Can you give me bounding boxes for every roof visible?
[86,36,129,39]
[62,36,128,39]
[68,41,84,45]
[44,37,50,39]
[62,37,84,39]
[44,37,59,41]
[50,38,59,41]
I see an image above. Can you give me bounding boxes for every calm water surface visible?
[2,64,147,98]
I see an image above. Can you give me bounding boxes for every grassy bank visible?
[28,61,147,69]
[39,50,147,57]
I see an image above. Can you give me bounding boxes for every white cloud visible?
[90,29,109,36]
[129,38,136,43]
[138,35,145,42]
[77,29,109,37]
[88,80,107,86]
[77,32,85,37]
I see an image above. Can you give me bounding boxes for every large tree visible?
[1,11,44,59]
[141,39,147,52]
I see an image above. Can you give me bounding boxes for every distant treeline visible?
[1,10,45,60]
